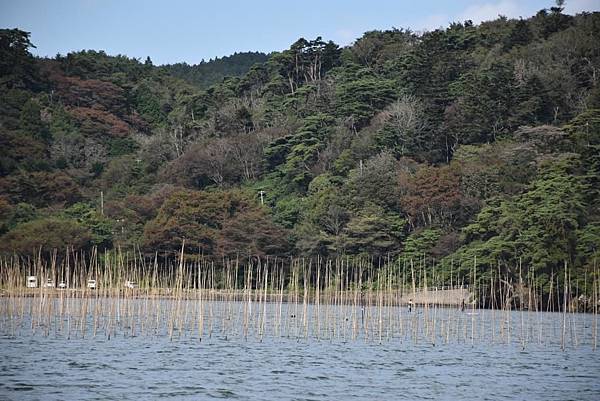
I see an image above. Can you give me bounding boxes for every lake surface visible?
[1,298,599,400]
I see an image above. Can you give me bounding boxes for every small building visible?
[27,276,38,288]
[125,280,138,289]
[87,279,97,289]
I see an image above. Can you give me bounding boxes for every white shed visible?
[27,276,38,288]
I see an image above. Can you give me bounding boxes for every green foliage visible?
[268,37,341,94]
[0,200,38,235]
[576,223,600,265]
[0,8,598,292]
[0,217,92,255]
[334,65,396,128]
[101,156,149,197]
[65,203,114,249]
[0,29,40,90]
[271,196,305,229]
[264,113,334,189]
[0,130,48,175]
[0,88,31,131]
[342,205,405,256]
[163,52,269,89]
[504,19,533,49]
[564,108,600,215]
[294,173,348,256]
[351,29,417,69]
[59,50,145,81]
[8,203,38,229]
[19,98,49,141]
[447,61,514,144]
[345,151,400,211]
[400,228,443,262]
[49,106,77,138]
[108,137,139,157]
[452,156,588,274]
[397,22,477,129]
[565,108,600,159]
[132,79,168,125]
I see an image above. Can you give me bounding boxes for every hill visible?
[161,51,269,89]
[0,5,599,297]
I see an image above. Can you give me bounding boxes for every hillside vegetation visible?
[162,52,269,89]
[1,5,599,293]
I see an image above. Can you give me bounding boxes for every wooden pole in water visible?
[562,261,568,352]
[519,258,525,349]
[471,256,476,346]
[594,260,598,351]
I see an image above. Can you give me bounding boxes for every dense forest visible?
[162,52,269,89]
[1,4,599,294]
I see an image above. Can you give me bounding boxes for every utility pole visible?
[258,190,266,205]
[100,191,104,216]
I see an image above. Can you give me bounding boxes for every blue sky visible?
[1,0,598,65]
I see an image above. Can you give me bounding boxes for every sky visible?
[1,0,599,65]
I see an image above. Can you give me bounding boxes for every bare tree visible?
[380,95,428,155]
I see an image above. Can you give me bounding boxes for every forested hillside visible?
[162,52,269,89]
[1,5,599,292]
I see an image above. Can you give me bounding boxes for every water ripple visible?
[1,319,599,400]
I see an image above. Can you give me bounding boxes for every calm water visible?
[1,299,599,400]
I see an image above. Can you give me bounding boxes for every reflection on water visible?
[0,299,599,400]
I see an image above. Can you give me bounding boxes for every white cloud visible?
[457,0,524,24]
[333,29,360,46]
[382,0,598,37]
[451,0,600,26]
[415,1,528,32]
[416,13,450,31]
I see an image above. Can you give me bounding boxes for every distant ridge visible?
[162,51,269,89]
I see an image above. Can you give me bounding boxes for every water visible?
[1,298,599,400]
